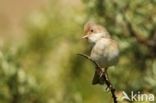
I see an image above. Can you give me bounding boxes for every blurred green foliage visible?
[0,0,156,103]
[83,0,156,102]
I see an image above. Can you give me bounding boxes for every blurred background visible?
[0,0,156,103]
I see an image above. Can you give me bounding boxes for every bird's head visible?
[82,21,110,43]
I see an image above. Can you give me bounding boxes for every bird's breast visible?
[90,38,119,68]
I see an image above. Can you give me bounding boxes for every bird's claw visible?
[105,86,110,92]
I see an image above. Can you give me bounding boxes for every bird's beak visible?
[82,34,89,39]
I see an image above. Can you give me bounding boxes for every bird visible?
[82,21,119,85]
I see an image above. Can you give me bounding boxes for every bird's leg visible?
[105,67,109,81]
[99,68,105,77]
[99,67,108,79]
[102,67,111,91]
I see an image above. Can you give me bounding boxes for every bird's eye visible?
[90,29,94,32]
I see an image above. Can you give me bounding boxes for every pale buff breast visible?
[90,38,119,68]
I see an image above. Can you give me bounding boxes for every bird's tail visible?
[92,69,105,85]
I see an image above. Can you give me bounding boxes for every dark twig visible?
[77,54,100,69]
[77,53,118,103]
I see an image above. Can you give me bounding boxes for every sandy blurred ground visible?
[0,0,49,43]
[0,0,83,45]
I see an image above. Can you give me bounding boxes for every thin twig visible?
[77,53,100,69]
[103,74,117,103]
[77,53,118,103]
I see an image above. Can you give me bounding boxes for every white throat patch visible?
[88,33,104,43]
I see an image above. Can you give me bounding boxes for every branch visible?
[77,53,118,103]
[77,54,100,69]
[122,14,156,57]
[119,7,156,57]
[120,6,156,49]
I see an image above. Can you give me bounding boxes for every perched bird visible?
[82,21,119,85]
